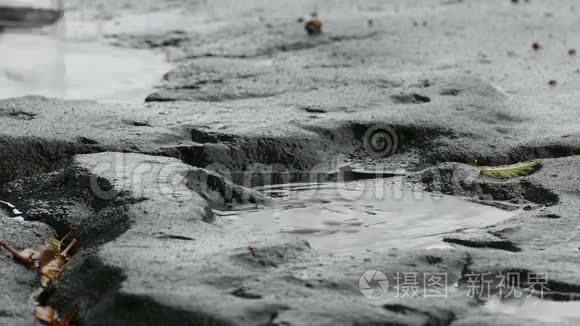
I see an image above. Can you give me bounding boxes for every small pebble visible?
[305,19,322,35]
[548,80,557,87]
[569,49,577,56]
[532,42,542,50]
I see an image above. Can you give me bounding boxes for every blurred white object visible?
[0,0,171,103]
[0,31,65,98]
[0,30,171,102]
[0,0,64,98]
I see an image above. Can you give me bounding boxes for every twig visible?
[59,227,77,246]
[60,239,77,258]
[0,240,34,266]
[60,303,80,325]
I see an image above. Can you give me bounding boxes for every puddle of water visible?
[0,30,171,103]
[224,180,519,255]
[485,297,580,324]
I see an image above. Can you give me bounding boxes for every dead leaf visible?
[39,238,60,269]
[35,306,56,324]
[41,256,67,288]
[35,304,79,326]
[20,248,41,260]
[39,228,78,288]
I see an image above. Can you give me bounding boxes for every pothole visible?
[0,30,171,103]
[221,179,520,255]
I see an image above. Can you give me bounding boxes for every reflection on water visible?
[223,180,519,255]
[486,297,580,324]
[0,30,170,103]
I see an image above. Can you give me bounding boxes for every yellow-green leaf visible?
[45,237,60,252]
[479,161,542,179]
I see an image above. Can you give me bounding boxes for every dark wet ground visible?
[1,1,580,325]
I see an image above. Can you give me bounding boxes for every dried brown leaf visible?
[40,237,78,287]
[40,228,76,268]
[41,255,66,288]
[35,304,78,326]
[39,245,59,268]
[20,248,40,260]
[39,230,78,288]
[35,306,56,324]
